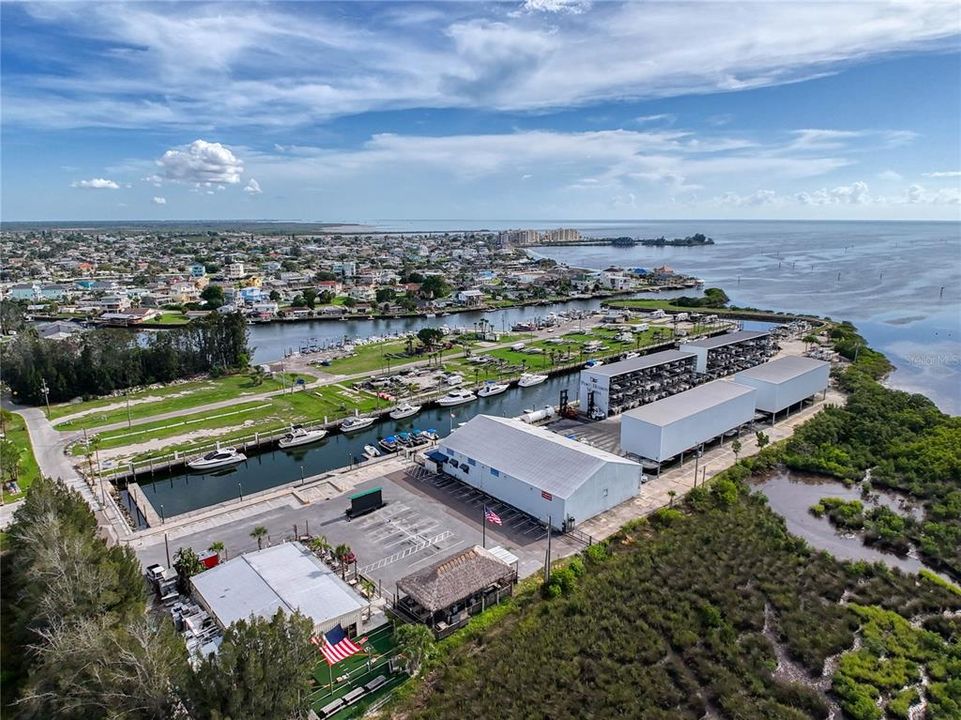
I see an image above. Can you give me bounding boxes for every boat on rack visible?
[418,428,439,442]
[389,402,422,420]
[278,425,328,449]
[188,446,247,471]
[517,373,548,387]
[363,444,382,459]
[477,381,509,397]
[437,389,477,406]
[340,416,375,433]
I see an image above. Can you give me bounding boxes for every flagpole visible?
[482,505,486,548]
[328,660,333,695]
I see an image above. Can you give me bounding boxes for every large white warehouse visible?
[620,380,757,463]
[683,330,775,377]
[734,356,830,415]
[432,415,641,531]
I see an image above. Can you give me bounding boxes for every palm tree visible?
[668,490,677,507]
[731,439,742,462]
[250,525,268,550]
[208,540,226,562]
[309,535,331,557]
[334,543,352,579]
[394,623,436,676]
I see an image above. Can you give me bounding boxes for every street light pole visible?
[40,377,51,418]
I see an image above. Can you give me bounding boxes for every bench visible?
[318,698,344,718]
[342,687,365,706]
[364,675,387,692]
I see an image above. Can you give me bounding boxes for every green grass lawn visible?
[308,624,406,719]
[1,410,41,502]
[150,312,190,326]
[52,372,311,429]
[95,384,388,463]
[76,401,278,454]
[325,339,424,375]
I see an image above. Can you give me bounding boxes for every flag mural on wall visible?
[312,625,363,665]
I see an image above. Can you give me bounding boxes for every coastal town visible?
[0,226,702,329]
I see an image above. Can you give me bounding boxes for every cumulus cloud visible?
[71,177,120,190]
[713,190,781,207]
[796,181,871,205]
[243,178,262,194]
[157,139,244,186]
[153,196,167,205]
[877,169,902,181]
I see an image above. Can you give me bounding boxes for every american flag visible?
[484,506,502,525]
[311,625,363,666]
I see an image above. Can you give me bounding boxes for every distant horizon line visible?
[2,217,959,227]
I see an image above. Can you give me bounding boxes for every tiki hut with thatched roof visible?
[392,545,516,637]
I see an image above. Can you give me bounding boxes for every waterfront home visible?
[455,289,485,306]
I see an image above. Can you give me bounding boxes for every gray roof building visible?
[683,329,770,350]
[191,542,368,634]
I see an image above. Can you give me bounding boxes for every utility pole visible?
[40,377,51,418]
[543,515,552,583]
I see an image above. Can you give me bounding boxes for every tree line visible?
[2,476,319,719]
[1,312,250,405]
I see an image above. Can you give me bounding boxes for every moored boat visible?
[378,436,400,452]
[477,381,509,397]
[517,372,548,387]
[278,425,328,449]
[187,446,247,471]
[363,444,382,458]
[389,402,422,420]
[437,389,477,406]
[340,416,375,433]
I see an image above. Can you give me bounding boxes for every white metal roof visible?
[622,380,756,427]
[438,415,638,499]
[734,355,828,384]
[487,545,520,567]
[683,330,770,350]
[191,542,367,630]
[580,349,697,379]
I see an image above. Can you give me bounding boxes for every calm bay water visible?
[527,220,960,414]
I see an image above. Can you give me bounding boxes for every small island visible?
[612,233,715,247]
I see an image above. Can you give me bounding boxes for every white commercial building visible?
[191,542,368,635]
[432,415,641,531]
[620,381,757,463]
[734,356,830,415]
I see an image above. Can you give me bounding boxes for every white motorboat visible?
[363,444,382,459]
[517,373,548,387]
[437,389,477,406]
[278,426,328,449]
[188,446,246,471]
[389,402,422,420]
[477,381,509,397]
[584,359,604,369]
[340,416,375,433]
[445,373,464,386]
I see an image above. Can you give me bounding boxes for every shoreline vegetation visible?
[535,232,716,247]
[385,323,961,720]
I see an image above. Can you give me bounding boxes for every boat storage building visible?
[620,380,757,463]
[431,415,641,531]
[578,349,698,418]
[682,330,775,378]
[734,356,830,415]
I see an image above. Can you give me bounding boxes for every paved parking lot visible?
[137,467,580,593]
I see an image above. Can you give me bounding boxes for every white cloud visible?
[71,177,120,190]
[877,170,903,181]
[153,196,167,205]
[143,174,164,187]
[713,189,781,207]
[923,171,961,178]
[635,114,675,125]
[157,139,243,186]
[243,178,262,194]
[6,2,957,129]
[518,0,592,15]
[796,181,871,205]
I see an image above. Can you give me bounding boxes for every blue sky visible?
[2,0,960,222]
